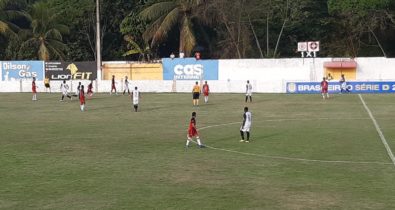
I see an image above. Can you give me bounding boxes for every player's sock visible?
[249,96,252,102]
[245,96,248,102]
[196,138,202,146]
[247,132,250,141]
[186,139,190,147]
[61,95,64,100]
[240,131,244,140]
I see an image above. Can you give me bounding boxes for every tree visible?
[328,0,393,57]
[0,0,28,59]
[0,0,26,34]
[18,1,69,61]
[140,0,207,57]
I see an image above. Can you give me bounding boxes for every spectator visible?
[195,51,201,60]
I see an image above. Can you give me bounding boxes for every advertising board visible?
[162,58,218,80]
[45,61,97,80]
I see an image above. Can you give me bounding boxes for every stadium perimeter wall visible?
[0,57,394,93]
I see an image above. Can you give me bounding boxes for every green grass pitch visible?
[1,92,395,209]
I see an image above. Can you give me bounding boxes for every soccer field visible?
[1,93,395,209]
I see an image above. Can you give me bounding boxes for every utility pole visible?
[96,0,102,81]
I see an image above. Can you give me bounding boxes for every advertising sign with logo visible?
[307,41,320,52]
[162,58,218,80]
[297,42,307,52]
[287,81,395,94]
[1,61,44,81]
[45,61,97,80]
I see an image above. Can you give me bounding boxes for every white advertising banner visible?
[218,59,311,82]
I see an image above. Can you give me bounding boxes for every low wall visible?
[1,57,394,93]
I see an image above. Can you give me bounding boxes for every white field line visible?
[192,117,392,166]
[358,94,395,167]
[198,117,371,131]
[189,139,391,165]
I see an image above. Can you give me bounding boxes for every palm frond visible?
[151,7,180,45]
[17,29,32,40]
[0,21,9,33]
[47,39,68,51]
[47,44,66,61]
[45,29,63,41]
[142,15,166,43]
[140,1,177,21]
[53,24,70,35]
[123,49,141,56]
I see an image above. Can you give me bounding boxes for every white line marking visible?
[189,139,391,165]
[358,94,395,167]
[193,117,393,166]
[199,117,370,131]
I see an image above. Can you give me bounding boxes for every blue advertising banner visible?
[1,61,44,81]
[287,81,395,94]
[162,58,218,80]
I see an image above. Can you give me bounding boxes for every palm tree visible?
[140,0,205,56]
[0,0,26,35]
[19,1,69,61]
[123,35,152,61]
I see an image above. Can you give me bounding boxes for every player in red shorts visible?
[87,80,93,98]
[79,85,86,111]
[320,77,329,99]
[32,77,37,101]
[110,75,117,95]
[185,112,205,148]
[202,81,210,103]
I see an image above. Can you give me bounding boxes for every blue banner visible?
[287,81,395,94]
[1,61,44,81]
[162,58,218,80]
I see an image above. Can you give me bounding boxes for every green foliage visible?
[328,0,391,14]
[1,0,395,59]
[17,1,69,61]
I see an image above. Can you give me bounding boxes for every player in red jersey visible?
[320,77,329,99]
[202,81,210,104]
[79,85,86,111]
[186,112,205,148]
[110,75,117,95]
[32,77,37,101]
[87,80,93,98]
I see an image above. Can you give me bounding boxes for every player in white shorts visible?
[245,80,252,102]
[240,106,252,142]
[131,86,140,112]
[123,76,130,95]
[60,80,72,101]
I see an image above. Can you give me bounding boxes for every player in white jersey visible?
[340,74,351,93]
[131,86,140,112]
[245,80,252,102]
[60,80,72,101]
[240,107,252,143]
[123,76,130,95]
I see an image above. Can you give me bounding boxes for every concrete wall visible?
[1,57,394,93]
